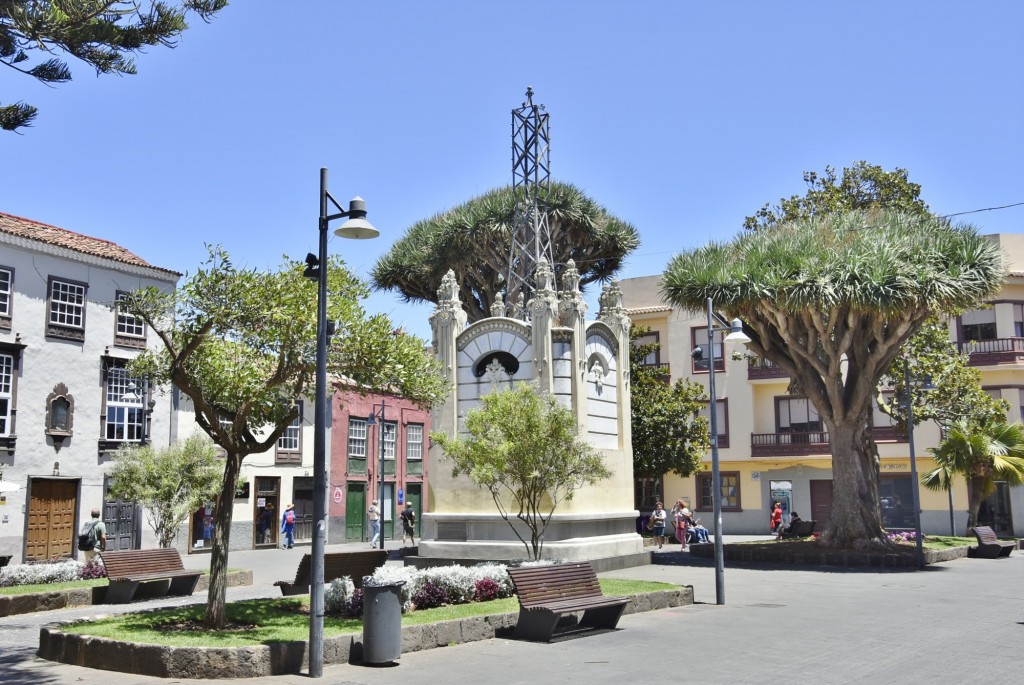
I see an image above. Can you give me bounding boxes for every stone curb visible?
[0,570,253,618]
[38,587,693,679]
[686,543,970,567]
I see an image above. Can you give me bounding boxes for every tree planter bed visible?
[38,587,692,678]
[684,541,969,568]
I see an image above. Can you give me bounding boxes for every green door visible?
[345,483,365,542]
[406,483,422,536]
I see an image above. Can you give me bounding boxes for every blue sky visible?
[3,1,1022,340]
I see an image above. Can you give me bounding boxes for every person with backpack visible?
[78,508,106,563]
[280,503,296,549]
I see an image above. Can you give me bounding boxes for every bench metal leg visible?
[514,608,560,642]
[579,603,627,630]
[168,575,201,597]
[105,580,140,604]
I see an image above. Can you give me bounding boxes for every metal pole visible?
[379,400,386,550]
[707,297,725,605]
[309,167,329,677]
[904,364,925,570]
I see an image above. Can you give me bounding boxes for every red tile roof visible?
[0,211,179,276]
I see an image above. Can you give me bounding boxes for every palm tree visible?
[661,210,1005,548]
[371,182,639,322]
[922,420,1024,533]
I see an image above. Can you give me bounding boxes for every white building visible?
[0,211,179,562]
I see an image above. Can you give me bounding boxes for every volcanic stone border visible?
[38,587,693,679]
[686,541,970,567]
[0,570,253,618]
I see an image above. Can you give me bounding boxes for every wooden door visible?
[25,479,77,561]
[292,477,314,542]
[103,477,139,551]
[809,479,834,530]
[345,483,365,541]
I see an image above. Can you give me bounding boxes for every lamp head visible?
[335,197,380,240]
[724,318,752,344]
[690,346,704,361]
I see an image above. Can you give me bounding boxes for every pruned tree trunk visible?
[204,453,241,629]
[821,414,888,548]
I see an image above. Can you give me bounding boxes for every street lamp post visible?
[903,363,926,570]
[308,167,379,678]
[367,400,387,550]
[692,297,750,605]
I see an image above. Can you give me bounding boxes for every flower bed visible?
[0,559,105,588]
[325,562,515,616]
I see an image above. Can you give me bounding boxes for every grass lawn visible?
[0,578,107,595]
[63,578,678,648]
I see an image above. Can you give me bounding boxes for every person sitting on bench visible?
[776,511,803,540]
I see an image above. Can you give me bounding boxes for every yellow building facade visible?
[620,233,1024,538]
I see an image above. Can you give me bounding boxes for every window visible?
[1015,304,1024,337]
[103,365,144,442]
[698,399,729,448]
[406,423,424,461]
[634,476,662,511]
[115,291,146,347]
[960,308,997,342]
[633,331,661,367]
[691,326,724,372]
[696,471,740,511]
[777,397,823,433]
[46,277,88,340]
[348,418,368,458]
[0,352,12,436]
[276,401,302,463]
[0,267,11,329]
[383,421,397,460]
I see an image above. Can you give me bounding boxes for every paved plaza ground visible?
[2,536,1022,684]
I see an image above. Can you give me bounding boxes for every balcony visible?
[751,431,830,457]
[747,357,789,380]
[639,362,672,384]
[956,338,1024,366]
[872,425,908,443]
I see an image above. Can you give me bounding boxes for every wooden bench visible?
[274,550,388,596]
[100,548,202,604]
[506,562,630,642]
[779,519,817,539]
[969,526,1015,558]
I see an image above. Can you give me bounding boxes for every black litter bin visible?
[362,577,405,664]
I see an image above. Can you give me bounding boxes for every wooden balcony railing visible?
[747,357,790,380]
[956,337,1024,366]
[872,425,908,442]
[751,431,830,457]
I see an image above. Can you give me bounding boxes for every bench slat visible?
[275,550,388,595]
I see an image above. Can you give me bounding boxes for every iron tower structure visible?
[506,87,554,310]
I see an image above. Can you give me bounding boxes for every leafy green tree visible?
[1,1,226,132]
[630,326,709,479]
[743,161,930,231]
[661,211,1004,548]
[107,433,224,549]
[430,382,612,560]
[877,317,1009,433]
[125,246,446,628]
[923,420,1024,532]
[372,182,640,322]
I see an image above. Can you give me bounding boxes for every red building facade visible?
[328,384,429,544]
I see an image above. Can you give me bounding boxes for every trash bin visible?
[362,577,405,664]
